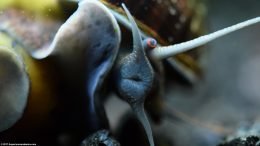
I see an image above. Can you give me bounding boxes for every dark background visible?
[163,0,260,146]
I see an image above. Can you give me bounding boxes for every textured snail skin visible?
[115,52,154,105]
[113,4,155,146]
[114,4,154,106]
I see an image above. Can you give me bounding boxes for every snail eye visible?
[143,38,157,50]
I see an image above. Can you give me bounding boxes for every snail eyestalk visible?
[143,38,157,50]
[150,16,260,60]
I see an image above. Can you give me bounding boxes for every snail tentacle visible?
[151,16,260,60]
[122,4,143,53]
[132,102,154,146]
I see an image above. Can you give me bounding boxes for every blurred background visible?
[160,0,260,146]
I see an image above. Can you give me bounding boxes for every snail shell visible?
[0,0,121,144]
[0,32,61,144]
[0,45,29,132]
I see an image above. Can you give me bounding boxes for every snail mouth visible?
[127,75,142,82]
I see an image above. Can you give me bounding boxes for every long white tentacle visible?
[150,17,260,60]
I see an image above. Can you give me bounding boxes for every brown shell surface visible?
[103,0,191,44]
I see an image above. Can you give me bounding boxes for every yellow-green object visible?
[0,0,65,19]
[0,30,60,142]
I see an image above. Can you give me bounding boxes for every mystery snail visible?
[0,0,259,146]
